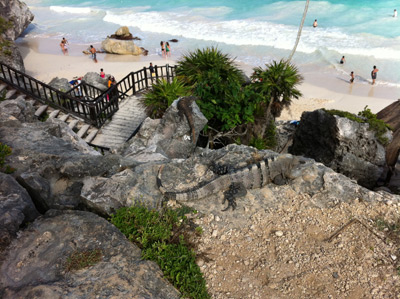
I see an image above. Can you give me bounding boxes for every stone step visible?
[48,109,60,119]
[0,83,7,93]
[58,114,69,122]
[85,129,99,143]
[68,119,79,130]
[77,124,90,138]
[34,105,49,117]
[5,89,16,99]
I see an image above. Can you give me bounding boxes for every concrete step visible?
[58,114,69,122]
[68,119,79,130]
[85,129,99,143]
[5,89,16,99]
[34,105,49,117]
[77,124,90,138]
[48,109,60,119]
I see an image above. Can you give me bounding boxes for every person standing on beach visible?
[160,41,166,58]
[371,65,379,85]
[100,68,105,78]
[313,19,318,28]
[90,45,97,62]
[60,40,67,55]
[394,9,397,17]
[340,56,345,64]
[166,42,171,57]
[350,71,354,83]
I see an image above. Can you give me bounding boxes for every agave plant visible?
[142,78,191,119]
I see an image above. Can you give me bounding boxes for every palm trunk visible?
[288,0,310,62]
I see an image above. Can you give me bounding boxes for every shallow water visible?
[23,0,400,86]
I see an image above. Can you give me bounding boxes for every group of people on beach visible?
[160,41,171,58]
[340,56,379,85]
[59,37,69,55]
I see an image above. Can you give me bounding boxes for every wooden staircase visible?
[0,83,99,143]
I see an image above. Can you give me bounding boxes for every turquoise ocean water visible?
[22,0,400,86]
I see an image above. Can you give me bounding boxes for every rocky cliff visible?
[0,0,34,71]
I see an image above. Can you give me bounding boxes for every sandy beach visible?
[16,37,400,121]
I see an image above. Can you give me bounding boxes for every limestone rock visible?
[0,0,34,41]
[101,37,143,55]
[0,42,25,72]
[123,97,208,160]
[82,71,109,91]
[289,109,389,189]
[0,97,35,122]
[0,210,180,298]
[47,77,71,93]
[0,173,39,252]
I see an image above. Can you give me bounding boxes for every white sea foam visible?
[50,6,95,14]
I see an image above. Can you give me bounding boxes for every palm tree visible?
[251,60,303,137]
[288,0,310,61]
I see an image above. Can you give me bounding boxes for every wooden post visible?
[143,66,148,89]
[166,64,170,82]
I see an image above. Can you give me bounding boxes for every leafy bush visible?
[110,205,209,299]
[176,47,254,135]
[326,106,391,145]
[143,78,191,118]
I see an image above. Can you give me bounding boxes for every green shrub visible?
[65,249,102,272]
[326,106,391,145]
[143,78,191,118]
[0,142,14,173]
[110,205,209,298]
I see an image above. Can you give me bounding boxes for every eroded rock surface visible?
[0,210,180,298]
[289,109,390,189]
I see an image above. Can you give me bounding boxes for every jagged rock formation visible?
[0,173,39,252]
[289,109,390,189]
[82,71,109,91]
[0,0,34,71]
[0,210,180,298]
[47,77,71,93]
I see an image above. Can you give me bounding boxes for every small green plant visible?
[110,205,209,298]
[0,90,6,102]
[65,248,102,272]
[39,112,49,122]
[0,142,14,173]
[143,78,191,118]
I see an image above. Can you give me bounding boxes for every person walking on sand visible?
[371,65,379,85]
[160,41,166,58]
[60,40,67,55]
[313,19,318,28]
[90,45,97,62]
[166,42,171,57]
[340,56,345,64]
[350,71,354,83]
[100,68,105,78]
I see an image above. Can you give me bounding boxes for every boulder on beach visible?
[101,37,143,55]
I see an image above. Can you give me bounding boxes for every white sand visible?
[16,37,400,121]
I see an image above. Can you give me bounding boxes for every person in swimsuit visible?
[166,42,171,57]
[350,71,354,83]
[160,41,166,58]
[394,9,397,18]
[313,19,318,28]
[340,56,345,64]
[371,65,379,85]
[100,68,105,78]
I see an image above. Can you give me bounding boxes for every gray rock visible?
[17,172,50,213]
[47,77,72,93]
[0,210,180,298]
[82,71,109,91]
[101,37,143,55]
[289,109,389,189]
[0,42,25,72]
[0,173,39,252]
[124,97,208,160]
[0,97,35,122]
[0,0,34,41]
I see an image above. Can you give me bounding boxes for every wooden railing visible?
[117,64,176,99]
[0,62,176,128]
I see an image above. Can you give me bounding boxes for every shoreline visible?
[16,36,399,121]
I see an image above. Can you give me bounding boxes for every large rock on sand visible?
[0,210,180,298]
[102,38,143,55]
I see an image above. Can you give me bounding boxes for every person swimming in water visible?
[340,56,345,64]
[313,19,318,28]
